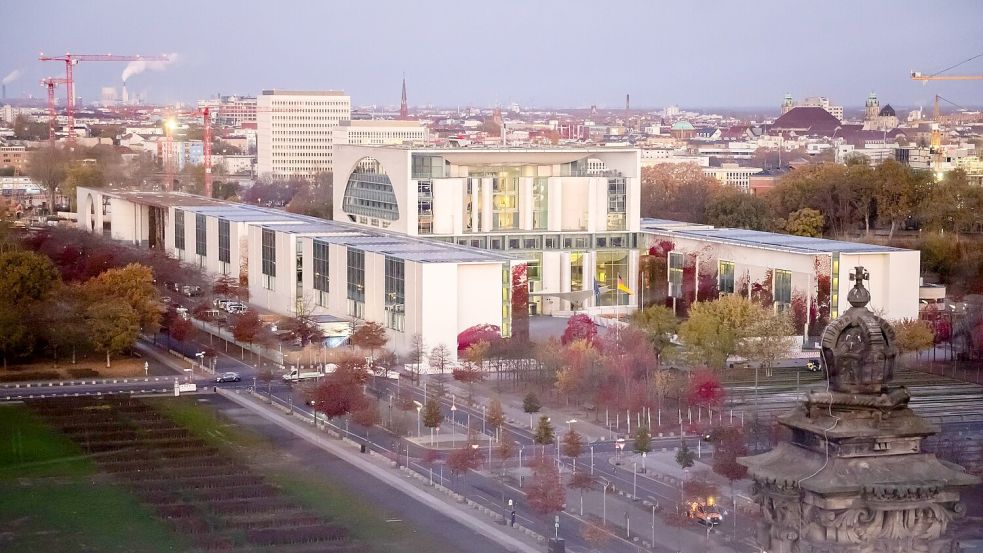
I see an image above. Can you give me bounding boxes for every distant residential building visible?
[895,146,932,170]
[0,145,28,174]
[333,120,428,146]
[217,95,257,127]
[748,168,788,196]
[159,140,205,172]
[256,89,351,179]
[702,163,763,192]
[217,154,255,175]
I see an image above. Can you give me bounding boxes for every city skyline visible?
[2,0,982,109]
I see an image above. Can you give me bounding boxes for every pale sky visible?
[3,0,982,110]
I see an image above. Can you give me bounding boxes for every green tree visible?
[523,392,541,415]
[41,285,89,364]
[632,305,678,368]
[422,397,443,443]
[920,169,982,239]
[678,295,766,369]
[83,263,160,332]
[640,163,721,222]
[87,299,140,368]
[634,425,652,454]
[676,441,696,469]
[893,318,935,358]
[561,429,585,460]
[533,415,555,448]
[781,207,824,237]
[0,251,59,302]
[0,303,32,369]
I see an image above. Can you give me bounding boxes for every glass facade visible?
[774,269,792,309]
[607,177,627,231]
[411,154,445,179]
[261,228,275,291]
[532,177,548,230]
[218,219,230,264]
[491,176,519,230]
[342,157,399,223]
[596,250,629,306]
[669,252,684,298]
[174,209,185,250]
[417,180,433,234]
[464,178,481,233]
[313,240,330,305]
[195,213,206,257]
[831,253,840,318]
[570,252,585,291]
[347,247,365,318]
[385,256,405,331]
[719,260,735,294]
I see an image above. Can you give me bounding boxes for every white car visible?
[225,302,247,314]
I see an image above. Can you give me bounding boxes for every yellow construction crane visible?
[909,52,983,147]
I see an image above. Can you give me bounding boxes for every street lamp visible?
[615,438,626,460]
[195,352,205,376]
[589,442,595,475]
[414,400,423,438]
[566,418,577,432]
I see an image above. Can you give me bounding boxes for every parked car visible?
[175,306,190,320]
[160,296,172,304]
[225,302,247,314]
[182,285,202,297]
[215,372,241,383]
[213,298,232,309]
[806,358,823,372]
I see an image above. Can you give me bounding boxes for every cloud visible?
[121,53,178,82]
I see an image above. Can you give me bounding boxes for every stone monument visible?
[739,267,979,553]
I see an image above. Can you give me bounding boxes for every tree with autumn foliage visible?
[457,323,501,352]
[688,369,726,410]
[350,321,388,355]
[893,318,935,358]
[524,455,566,525]
[447,438,482,477]
[453,340,488,401]
[487,397,506,440]
[533,415,555,451]
[561,429,585,463]
[232,310,263,358]
[561,313,597,345]
[567,470,595,516]
[711,427,748,483]
[310,360,369,420]
[83,263,161,332]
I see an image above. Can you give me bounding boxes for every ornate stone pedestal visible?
[740,267,979,553]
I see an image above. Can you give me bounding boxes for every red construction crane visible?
[40,77,70,145]
[38,52,171,147]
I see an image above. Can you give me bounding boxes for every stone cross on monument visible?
[740,266,979,553]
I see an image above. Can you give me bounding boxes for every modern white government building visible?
[75,144,923,358]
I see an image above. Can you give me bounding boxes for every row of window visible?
[668,254,793,306]
[433,232,636,251]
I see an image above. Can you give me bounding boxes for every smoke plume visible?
[120,54,177,82]
[2,70,21,85]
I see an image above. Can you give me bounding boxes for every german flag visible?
[617,274,632,295]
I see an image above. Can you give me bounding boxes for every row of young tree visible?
[642,159,983,240]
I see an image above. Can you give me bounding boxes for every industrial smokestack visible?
[2,84,5,100]
[122,80,129,105]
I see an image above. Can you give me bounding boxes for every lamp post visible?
[517,442,524,469]
[195,352,204,376]
[589,442,595,475]
[633,461,638,499]
[615,438,625,460]
[481,405,486,436]
[566,418,577,432]
[414,400,423,438]
[451,403,458,447]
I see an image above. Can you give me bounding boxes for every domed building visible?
[669,120,696,140]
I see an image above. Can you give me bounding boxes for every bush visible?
[67,368,100,378]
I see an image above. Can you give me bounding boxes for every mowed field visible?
[0,404,188,552]
[0,397,449,553]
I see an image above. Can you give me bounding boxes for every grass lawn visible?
[150,397,450,553]
[0,405,190,553]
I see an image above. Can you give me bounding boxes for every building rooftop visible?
[640,218,908,255]
[260,90,348,97]
[771,107,842,134]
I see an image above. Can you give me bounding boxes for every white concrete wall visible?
[332,145,411,235]
[840,251,919,320]
[420,263,460,357]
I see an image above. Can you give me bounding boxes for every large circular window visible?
[342,157,399,222]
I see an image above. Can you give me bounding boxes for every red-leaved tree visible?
[561,313,597,345]
[457,323,501,352]
[688,369,725,409]
[525,455,566,527]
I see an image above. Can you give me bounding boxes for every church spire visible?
[399,74,408,120]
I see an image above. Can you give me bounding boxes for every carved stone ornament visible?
[739,267,979,553]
